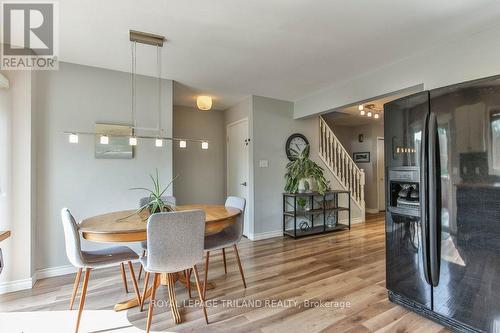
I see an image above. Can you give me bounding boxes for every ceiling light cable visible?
[157,45,162,137]
[130,41,137,135]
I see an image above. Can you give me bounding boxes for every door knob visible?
[240,182,247,186]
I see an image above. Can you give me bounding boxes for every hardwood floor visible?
[0,214,449,332]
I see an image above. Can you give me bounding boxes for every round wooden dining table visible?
[79,204,241,319]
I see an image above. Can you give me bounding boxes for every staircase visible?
[319,116,365,217]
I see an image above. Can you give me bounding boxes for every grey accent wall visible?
[173,106,226,205]
[326,119,384,211]
[33,62,173,270]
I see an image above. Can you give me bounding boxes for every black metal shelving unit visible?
[282,190,351,238]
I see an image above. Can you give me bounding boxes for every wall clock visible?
[286,133,309,161]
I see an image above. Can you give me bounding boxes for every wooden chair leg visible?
[222,248,227,274]
[185,269,192,298]
[69,268,82,310]
[120,262,129,293]
[192,265,209,324]
[233,244,247,288]
[140,272,150,312]
[203,251,210,299]
[74,268,91,333]
[146,273,159,333]
[167,273,181,324]
[138,250,146,281]
[127,261,142,304]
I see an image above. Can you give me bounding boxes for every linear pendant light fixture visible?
[65,30,208,150]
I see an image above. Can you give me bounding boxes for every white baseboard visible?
[365,208,380,214]
[0,277,34,294]
[247,230,283,241]
[34,259,140,281]
[35,265,77,280]
[246,217,366,241]
[340,217,364,224]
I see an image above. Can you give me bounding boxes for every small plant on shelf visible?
[297,197,308,211]
[284,144,328,194]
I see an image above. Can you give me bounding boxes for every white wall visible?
[33,62,173,270]
[0,71,34,293]
[295,24,500,118]
[173,106,226,205]
[0,75,10,242]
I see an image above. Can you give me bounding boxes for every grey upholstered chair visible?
[137,195,176,281]
[61,208,142,333]
[140,210,208,331]
[203,196,246,298]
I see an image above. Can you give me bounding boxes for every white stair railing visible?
[319,116,365,211]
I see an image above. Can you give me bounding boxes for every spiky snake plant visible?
[119,169,176,221]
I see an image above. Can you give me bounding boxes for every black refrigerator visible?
[384,75,500,333]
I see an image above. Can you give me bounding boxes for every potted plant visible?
[297,197,309,211]
[119,169,176,221]
[284,144,328,194]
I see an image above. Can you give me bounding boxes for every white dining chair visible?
[140,210,208,331]
[61,208,142,333]
[137,195,176,281]
[203,196,246,298]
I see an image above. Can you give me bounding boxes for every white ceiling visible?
[173,82,245,111]
[58,0,500,110]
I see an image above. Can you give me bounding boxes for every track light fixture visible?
[64,30,210,150]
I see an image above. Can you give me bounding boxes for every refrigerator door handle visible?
[420,112,432,285]
[427,112,441,287]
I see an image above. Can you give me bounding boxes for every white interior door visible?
[227,119,249,236]
[377,138,385,212]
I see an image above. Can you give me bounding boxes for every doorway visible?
[227,118,250,236]
[377,137,385,212]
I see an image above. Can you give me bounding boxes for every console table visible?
[283,191,350,238]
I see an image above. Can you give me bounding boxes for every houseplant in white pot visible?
[284,145,328,194]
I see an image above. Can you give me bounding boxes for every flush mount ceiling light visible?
[197,96,213,111]
[64,30,210,150]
